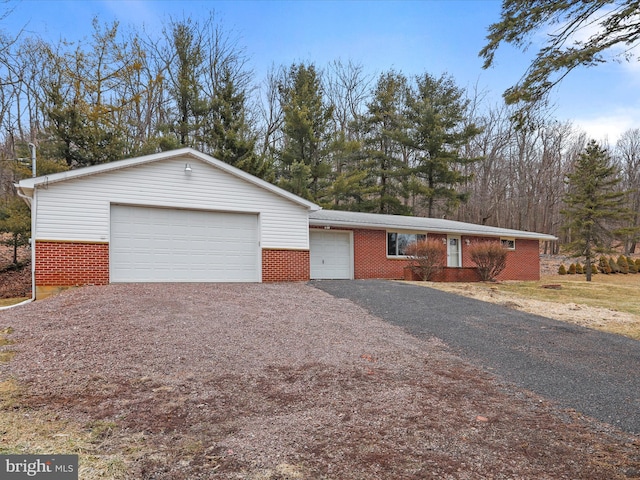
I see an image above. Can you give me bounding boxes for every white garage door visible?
[310,229,352,279]
[110,205,260,282]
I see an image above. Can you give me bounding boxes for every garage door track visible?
[311,280,640,435]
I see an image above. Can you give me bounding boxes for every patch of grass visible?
[0,380,132,479]
[500,274,640,317]
[0,326,15,361]
[0,298,30,307]
[0,333,134,478]
[0,350,15,362]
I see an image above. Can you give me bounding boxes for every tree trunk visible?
[12,235,18,264]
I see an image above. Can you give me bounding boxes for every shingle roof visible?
[309,210,557,241]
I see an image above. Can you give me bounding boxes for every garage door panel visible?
[310,230,352,279]
[110,205,260,282]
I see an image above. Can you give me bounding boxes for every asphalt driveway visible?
[311,280,640,435]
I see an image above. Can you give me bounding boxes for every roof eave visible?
[309,218,557,241]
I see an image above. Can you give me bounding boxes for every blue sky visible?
[5,0,640,143]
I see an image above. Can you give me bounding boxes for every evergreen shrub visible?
[617,255,629,274]
[598,256,611,274]
[609,257,621,273]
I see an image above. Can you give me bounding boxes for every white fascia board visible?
[16,148,321,211]
[308,216,557,241]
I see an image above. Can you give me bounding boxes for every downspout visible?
[1,145,38,308]
[2,185,36,308]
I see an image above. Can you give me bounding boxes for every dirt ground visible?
[0,244,30,299]
[1,282,639,479]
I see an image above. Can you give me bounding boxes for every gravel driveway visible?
[1,282,639,478]
[312,280,640,435]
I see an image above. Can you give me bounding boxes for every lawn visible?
[501,274,640,316]
[423,273,640,340]
[0,297,29,307]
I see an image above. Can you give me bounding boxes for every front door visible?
[447,236,461,267]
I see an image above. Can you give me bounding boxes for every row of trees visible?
[0,13,638,263]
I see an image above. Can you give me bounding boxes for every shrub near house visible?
[469,241,507,281]
[404,239,447,281]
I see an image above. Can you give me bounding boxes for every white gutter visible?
[7,162,38,308]
[309,217,558,242]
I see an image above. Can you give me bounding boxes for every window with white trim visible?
[501,238,516,250]
[387,232,426,256]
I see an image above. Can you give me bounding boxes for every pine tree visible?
[481,2,640,125]
[276,63,334,201]
[562,140,633,281]
[361,71,412,214]
[405,73,482,217]
[42,20,140,166]
[203,66,270,179]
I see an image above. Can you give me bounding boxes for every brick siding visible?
[350,229,540,281]
[34,232,541,288]
[262,249,310,282]
[353,229,406,279]
[35,241,109,286]
[462,237,541,281]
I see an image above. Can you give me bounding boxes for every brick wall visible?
[353,229,405,279]
[350,229,541,281]
[498,238,541,281]
[463,237,541,281]
[262,249,310,282]
[35,241,109,286]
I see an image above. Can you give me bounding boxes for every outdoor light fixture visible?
[184,163,192,173]
[465,239,470,245]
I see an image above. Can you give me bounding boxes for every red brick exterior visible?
[35,241,110,286]
[497,238,541,281]
[34,231,540,290]
[404,267,482,282]
[461,236,541,281]
[262,249,310,282]
[349,229,540,281]
[353,229,406,279]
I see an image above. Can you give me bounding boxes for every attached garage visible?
[309,229,353,279]
[16,148,319,298]
[110,205,260,282]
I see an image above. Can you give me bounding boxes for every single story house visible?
[16,148,556,299]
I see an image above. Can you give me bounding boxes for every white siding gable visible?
[34,156,310,249]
